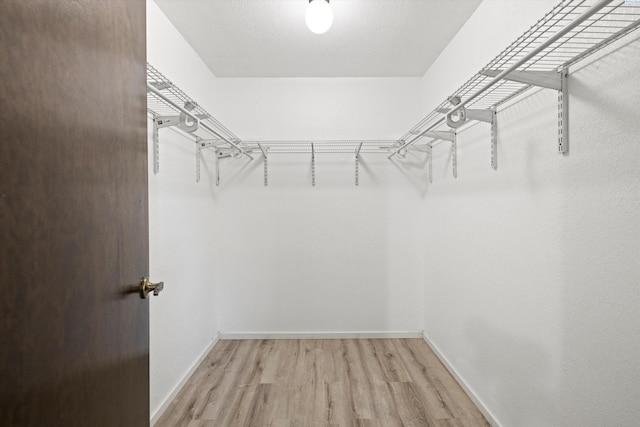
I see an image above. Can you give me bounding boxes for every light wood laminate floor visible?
[155,339,490,427]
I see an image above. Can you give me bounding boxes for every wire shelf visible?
[396,0,640,151]
[146,63,251,153]
[147,65,397,156]
[242,140,398,155]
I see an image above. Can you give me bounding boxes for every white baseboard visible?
[219,331,423,340]
[422,332,500,427]
[151,334,220,426]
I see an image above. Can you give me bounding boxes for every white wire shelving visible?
[146,63,254,175]
[147,0,640,186]
[146,63,396,185]
[390,0,640,177]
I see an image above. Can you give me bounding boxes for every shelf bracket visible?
[154,113,208,131]
[482,69,562,90]
[152,116,159,174]
[438,108,493,124]
[438,108,497,170]
[490,107,498,170]
[155,115,181,129]
[215,150,225,186]
[198,139,225,148]
[196,138,202,183]
[422,131,456,178]
[467,108,494,123]
[311,143,316,186]
[423,131,455,142]
[558,67,569,154]
[148,81,173,91]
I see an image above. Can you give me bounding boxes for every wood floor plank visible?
[157,340,243,426]
[391,339,456,420]
[389,381,440,427]
[369,382,404,427]
[199,340,262,425]
[357,339,388,384]
[371,339,412,383]
[400,339,490,425]
[155,339,489,427]
[341,340,375,420]
[197,341,255,422]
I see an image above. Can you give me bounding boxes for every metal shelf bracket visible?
[452,134,457,179]
[424,131,455,142]
[215,150,227,186]
[482,69,562,90]
[490,107,498,170]
[439,106,497,170]
[438,107,494,124]
[149,81,173,91]
[424,131,457,179]
[155,115,181,129]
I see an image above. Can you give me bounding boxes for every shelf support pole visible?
[355,143,362,186]
[215,151,220,186]
[258,144,268,187]
[152,116,160,174]
[452,132,457,179]
[490,107,498,170]
[558,67,569,154]
[311,143,316,186]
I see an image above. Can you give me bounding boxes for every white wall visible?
[146,0,427,418]
[419,1,640,426]
[211,77,426,334]
[147,1,220,420]
[147,1,640,425]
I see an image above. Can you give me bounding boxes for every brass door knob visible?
[140,277,164,299]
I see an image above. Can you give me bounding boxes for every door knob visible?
[139,276,164,299]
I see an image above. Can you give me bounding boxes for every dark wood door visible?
[0,1,149,425]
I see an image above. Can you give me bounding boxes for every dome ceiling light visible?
[305,0,333,35]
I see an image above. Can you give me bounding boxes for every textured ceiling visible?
[153,0,482,78]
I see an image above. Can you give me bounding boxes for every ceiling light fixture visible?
[305,0,333,35]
